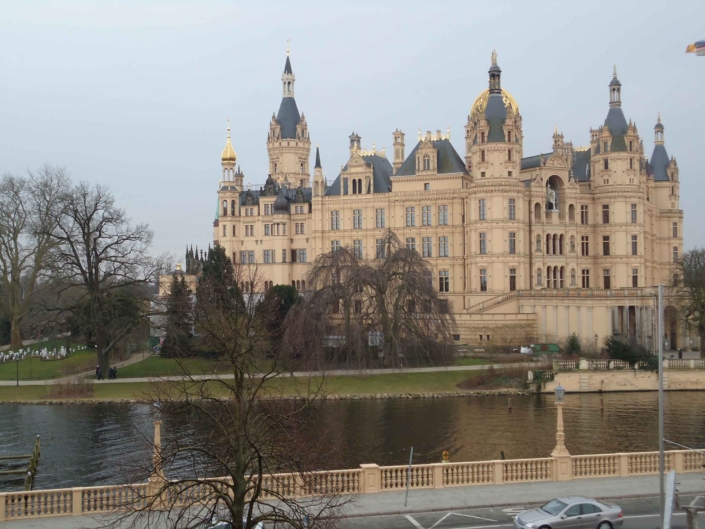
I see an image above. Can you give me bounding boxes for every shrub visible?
[565,334,582,356]
[605,337,658,371]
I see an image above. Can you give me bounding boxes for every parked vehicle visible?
[514,497,623,529]
[520,346,533,355]
[196,515,264,529]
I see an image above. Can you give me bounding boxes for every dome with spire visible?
[654,113,664,131]
[273,186,289,213]
[221,122,237,163]
[470,51,519,123]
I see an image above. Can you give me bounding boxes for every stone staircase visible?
[466,292,518,313]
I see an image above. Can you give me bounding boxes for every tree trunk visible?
[94,320,110,380]
[10,318,22,349]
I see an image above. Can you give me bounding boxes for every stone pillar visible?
[360,464,381,493]
[0,494,5,522]
[618,453,629,476]
[493,461,504,484]
[674,451,685,473]
[552,402,572,480]
[72,488,83,515]
[432,464,444,489]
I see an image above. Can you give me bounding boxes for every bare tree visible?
[0,165,69,348]
[113,248,349,529]
[287,231,454,368]
[47,181,165,375]
[673,248,705,349]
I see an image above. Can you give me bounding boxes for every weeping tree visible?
[673,248,705,350]
[285,231,454,368]
[0,166,69,348]
[46,181,165,376]
[113,250,347,529]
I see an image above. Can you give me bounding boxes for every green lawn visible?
[117,356,222,378]
[0,342,99,381]
[0,370,482,402]
[452,357,490,366]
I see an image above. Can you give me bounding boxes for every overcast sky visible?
[1,1,703,258]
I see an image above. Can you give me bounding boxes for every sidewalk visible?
[0,361,541,386]
[4,472,705,528]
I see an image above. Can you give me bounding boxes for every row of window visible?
[478,199,517,221]
[476,232,516,255]
[478,149,514,162]
[332,206,450,230]
[221,201,310,217]
[478,130,514,144]
[239,249,308,264]
[536,267,641,289]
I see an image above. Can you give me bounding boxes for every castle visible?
[205,49,693,350]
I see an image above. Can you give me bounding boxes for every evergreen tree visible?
[161,275,193,358]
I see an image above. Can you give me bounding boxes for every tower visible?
[609,65,621,108]
[313,144,325,196]
[266,46,312,187]
[349,132,361,155]
[221,120,237,184]
[392,129,405,172]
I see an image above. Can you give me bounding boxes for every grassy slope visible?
[0,347,98,381]
[0,371,482,402]
[117,357,221,378]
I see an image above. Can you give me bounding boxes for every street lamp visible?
[551,384,570,457]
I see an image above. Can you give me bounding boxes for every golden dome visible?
[221,122,237,163]
[470,88,519,118]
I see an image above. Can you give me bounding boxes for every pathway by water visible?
[2,391,705,491]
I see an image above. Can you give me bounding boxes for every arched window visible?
[547,266,552,289]
[534,203,542,222]
[546,234,551,255]
[536,235,542,252]
[300,163,304,174]
[537,269,542,286]
[222,224,227,237]
[231,200,235,216]
[291,280,295,287]
[423,154,431,171]
[570,269,576,286]
[223,200,228,216]
[296,280,301,290]
[301,280,305,290]
[352,179,357,194]
[559,266,565,288]
[358,178,363,194]
[570,236,575,252]
[552,234,558,255]
[568,204,575,222]
[559,234,564,255]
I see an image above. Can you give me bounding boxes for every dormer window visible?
[507,131,512,142]
[481,131,486,143]
[423,154,431,171]
[603,142,608,152]
[629,141,633,152]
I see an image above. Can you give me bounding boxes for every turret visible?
[392,129,405,172]
[221,120,237,183]
[349,132,361,155]
[313,144,325,196]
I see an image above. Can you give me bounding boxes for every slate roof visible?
[239,184,312,206]
[277,97,300,139]
[650,144,671,182]
[395,139,468,177]
[571,149,592,182]
[520,153,551,170]
[284,56,293,75]
[273,186,290,213]
[604,107,629,152]
[325,154,394,196]
[314,146,322,168]
[485,93,508,142]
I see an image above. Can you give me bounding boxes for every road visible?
[340,496,691,529]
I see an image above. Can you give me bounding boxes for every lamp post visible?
[657,285,665,529]
[594,334,599,352]
[551,384,569,457]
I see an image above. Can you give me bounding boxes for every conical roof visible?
[273,186,289,213]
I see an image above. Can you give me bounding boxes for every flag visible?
[685,39,705,53]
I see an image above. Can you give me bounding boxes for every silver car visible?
[515,497,623,529]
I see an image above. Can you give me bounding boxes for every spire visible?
[282,43,295,97]
[488,49,501,93]
[221,119,237,164]
[654,112,665,144]
[609,64,622,107]
[315,144,322,168]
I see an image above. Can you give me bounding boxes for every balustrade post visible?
[493,461,504,484]
[432,464,444,489]
[359,464,381,494]
[72,488,83,516]
[690,360,696,369]
[674,451,685,473]
[0,493,5,522]
[618,454,629,476]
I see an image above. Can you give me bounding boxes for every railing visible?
[2,450,703,521]
[466,293,518,313]
[555,358,705,371]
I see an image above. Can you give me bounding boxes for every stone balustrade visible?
[2,449,703,522]
[555,358,704,371]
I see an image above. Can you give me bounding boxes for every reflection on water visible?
[2,391,705,491]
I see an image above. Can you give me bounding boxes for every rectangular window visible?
[603,269,611,290]
[478,199,486,220]
[672,222,678,238]
[582,269,590,288]
[673,247,678,263]
[354,300,362,314]
[604,159,609,170]
[509,199,516,220]
[265,204,270,215]
[438,205,448,225]
[222,224,227,237]
[631,204,637,223]
[232,225,236,236]
[424,183,430,191]
[603,141,608,153]
[480,269,487,292]
[291,249,298,263]
[282,249,287,263]
[507,130,512,142]
[631,235,638,256]
[602,204,610,224]
[376,239,385,259]
[481,150,485,162]
[263,250,273,264]
[422,237,432,257]
[299,249,307,263]
[581,205,589,225]
[507,149,512,161]
[264,224,270,236]
[422,206,432,226]
[439,270,449,293]
[481,171,486,178]
[331,211,340,230]
[630,158,634,170]
[354,239,363,259]
[479,233,487,254]
[376,208,385,228]
[509,232,516,255]
[602,235,610,256]
[509,268,516,291]
[406,237,416,251]
[481,131,485,143]
[247,251,254,264]
[295,223,300,234]
[331,240,340,253]
[353,209,362,229]
[581,236,589,256]
[632,268,638,288]
[240,251,247,264]
[439,236,449,257]
[508,170,513,177]
[300,222,305,234]
[406,207,416,227]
